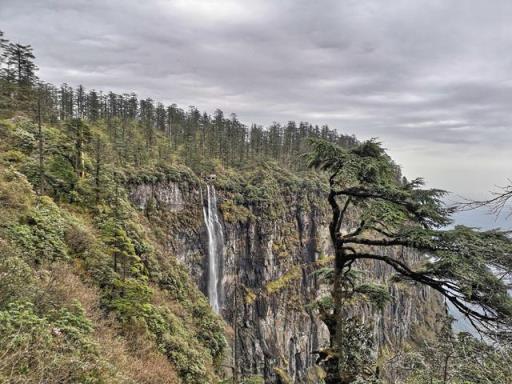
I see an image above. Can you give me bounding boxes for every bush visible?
[0,301,115,383]
[8,196,69,263]
[241,376,265,384]
[0,250,35,306]
[0,167,34,213]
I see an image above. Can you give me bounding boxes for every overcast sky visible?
[1,0,511,228]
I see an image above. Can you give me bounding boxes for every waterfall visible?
[202,185,224,313]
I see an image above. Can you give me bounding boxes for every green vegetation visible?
[240,376,265,384]
[0,301,111,384]
[0,30,229,384]
[264,265,302,294]
[396,317,512,384]
[0,158,225,383]
[273,367,293,384]
[308,138,512,383]
[0,29,333,384]
[1,28,511,384]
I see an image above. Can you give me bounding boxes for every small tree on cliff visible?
[307,139,512,384]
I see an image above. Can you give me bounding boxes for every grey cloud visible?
[1,0,512,227]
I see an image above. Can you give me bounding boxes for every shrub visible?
[8,196,69,263]
[0,301,115,383]
[0,250,35,306]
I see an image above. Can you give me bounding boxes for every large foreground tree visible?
[307,139,512,384]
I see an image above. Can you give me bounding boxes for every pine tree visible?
[75,85,85,118]
[3,43,38,86]
[59,84,74,120]
[0,30,8,66]
[308,139,512,383]
[86,89,100,121]
[65,118,91,178]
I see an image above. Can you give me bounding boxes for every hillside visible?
[0,111,447,383]
[0,32,351,383]
[1,30,512,384]
[0,117,227,383]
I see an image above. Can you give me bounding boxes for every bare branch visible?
[457,181,512,218]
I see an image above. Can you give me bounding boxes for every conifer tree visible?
[0,31,8,66]
[65,118,90,178]
[3,43,38,86]
[86,89,100,121]
[308,139,512,384]
[75,85,86,118]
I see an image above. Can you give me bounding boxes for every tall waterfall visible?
[202,185,224,313]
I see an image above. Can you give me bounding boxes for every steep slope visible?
[0,115,448,384]
[0,110,446,384]
[0,31,510,384]
[0,117,226,384]
[129,163,445,383]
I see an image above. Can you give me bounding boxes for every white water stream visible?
[202,185,224,313]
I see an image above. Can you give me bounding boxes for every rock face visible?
[130,181,185,212]
[129,180,444,383]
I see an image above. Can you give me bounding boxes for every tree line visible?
[0,30,357,172]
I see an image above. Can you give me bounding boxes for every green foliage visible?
[314,295,334,312]
[107,278,153,320]
[0,248,35,306]
[400,321,512,384]
[0,301,114,383]
[211,161,326,222]
[378,225,512,330]
[265,266,302,295]
[424,226,512,321]
[307,138,396,189]
[2,31,509,384]
[7,196,69,263]
[12,119,37,152]
[241,375,265,384]
[354,283,391,311]
[135,303,216,384]
[336,317,378,384]
[308,138,451,228]
[305,365,327,384]
[309,138,512,338]
[313,266,335,283]
[313,291,386,381]
[307,137,512,383]
[0,166,34,215]
[0,138,226,384]
[126,162,201,186]
[158,259,227,365]
[274,367,293,384]
[219,199,254,224]
[313,271,391,312]
[100,267,223,383]
[1,148,27,164]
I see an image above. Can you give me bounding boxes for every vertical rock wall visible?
[129,180,444,383]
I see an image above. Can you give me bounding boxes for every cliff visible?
[0,118,227,384]
[0,114,445,383]
[129,164,445,383]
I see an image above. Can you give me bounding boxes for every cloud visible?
[1,0,511,226]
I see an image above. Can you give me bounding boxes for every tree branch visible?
[336,197,352,234]
[343,219,366,239]
[343,237,412,247]
[349,252,504,328]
